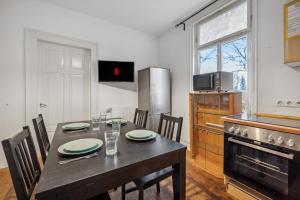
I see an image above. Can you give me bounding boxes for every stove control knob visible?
[267,135,274,142]
[277,136,284,145]
[228,126,235,133]
[241,129,248,137]
[234,128,241,135]
[287,138,295,147]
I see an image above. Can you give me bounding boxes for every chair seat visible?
[134,166,173,189]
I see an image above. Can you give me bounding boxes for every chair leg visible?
[121,185,126,200]
[156,182,160,193]
[138,187,144,200]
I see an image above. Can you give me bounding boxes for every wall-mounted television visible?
[98,60,134,82]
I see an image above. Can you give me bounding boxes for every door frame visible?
[25,28,98,126]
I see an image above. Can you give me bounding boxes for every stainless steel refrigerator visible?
[138,67,171,131]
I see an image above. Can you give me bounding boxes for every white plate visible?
[106,119,127,125]
[127,130,153,139]
[58,139,103,156]
[126,130,157,141]
[64,138,100,152]
[62,123,90,130]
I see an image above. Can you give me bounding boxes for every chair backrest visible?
[2,126,41,200]
[32,114,50,164]
[157,113,183,143]
[133,108,148,128]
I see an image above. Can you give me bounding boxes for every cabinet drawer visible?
[204,114,224,129]
[196,113,225,128]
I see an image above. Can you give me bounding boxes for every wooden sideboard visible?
[189,92,242,178]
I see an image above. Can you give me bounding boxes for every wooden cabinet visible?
[284,0,300,67]
[189,92,241,178]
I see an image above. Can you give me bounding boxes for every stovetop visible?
[224,114,300,151]
[228,114,300,129]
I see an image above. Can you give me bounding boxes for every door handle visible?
[228,137,294,160]
[40,103,47,108]
[205,122,224,129]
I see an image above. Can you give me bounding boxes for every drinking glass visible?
[104,132,117,155]
[99,113,107,132]
[91,116,100,131]
[111,120,121,138]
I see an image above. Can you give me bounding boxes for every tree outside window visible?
[222,36,247,91]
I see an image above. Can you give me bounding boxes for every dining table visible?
[35,120,187,200]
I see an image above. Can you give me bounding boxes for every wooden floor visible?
[0,155,234,200]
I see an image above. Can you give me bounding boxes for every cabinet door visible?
[204,94,220,110]
[220,94,231,113]
[196,112,205,126]
[206,151,224,178]
[205,130,224,155]
[196,95,205,110]
[195,127,206,149]
[195,147,206,169]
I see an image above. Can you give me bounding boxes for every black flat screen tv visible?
[98,60,134,82]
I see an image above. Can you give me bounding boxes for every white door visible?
[38,41,91,137]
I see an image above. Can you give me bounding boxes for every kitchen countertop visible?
[223,114,300,135]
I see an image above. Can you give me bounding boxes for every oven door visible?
[193,73,214,91]
[224,134,297,199]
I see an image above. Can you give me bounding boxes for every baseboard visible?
[0,162,8,169]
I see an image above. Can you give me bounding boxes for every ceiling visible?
[37,0,212,35]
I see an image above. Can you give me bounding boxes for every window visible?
[194,0,251,112]
[198,46,218,74]
[198,1,248,45]
[222,36,247,91]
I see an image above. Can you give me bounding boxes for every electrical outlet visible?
[276,100,285,107]
[277,100,300,108]
[286,101,293,107]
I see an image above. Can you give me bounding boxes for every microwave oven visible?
[193,71,233,91]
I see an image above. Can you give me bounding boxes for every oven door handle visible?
[228,137,295,160]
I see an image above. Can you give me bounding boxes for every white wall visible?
[158,0,300,146]
[257,0,300,116]
[0,0,158,167]
[159,28,192,145]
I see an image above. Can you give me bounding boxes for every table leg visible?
[172,150,186,200]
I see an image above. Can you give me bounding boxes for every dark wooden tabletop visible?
[35,121,187,200]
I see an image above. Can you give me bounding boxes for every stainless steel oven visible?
[224,122,300,200]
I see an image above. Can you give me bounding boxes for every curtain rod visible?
[175,0,219,31]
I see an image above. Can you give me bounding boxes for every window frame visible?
[193,0,254,113]
[197,33,249,73]
[195,0,251,75]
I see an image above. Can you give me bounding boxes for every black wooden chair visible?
[32,114,50,164]
[122,113,183,200]
[2,126,41,200]
[133,108,148,128]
